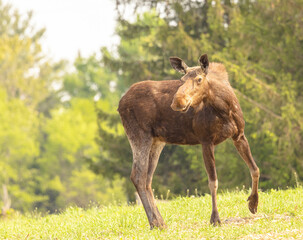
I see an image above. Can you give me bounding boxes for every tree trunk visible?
[1,184,11,217]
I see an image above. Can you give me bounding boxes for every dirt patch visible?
[223,214,302,239]
[223,213,293,226]
[240,229,303,240]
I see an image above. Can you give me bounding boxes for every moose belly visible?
[151,110,200,145]
[153,128,200,145]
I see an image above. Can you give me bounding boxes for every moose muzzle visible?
[171,93,192,112]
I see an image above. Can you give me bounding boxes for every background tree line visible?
[0,0,302,213]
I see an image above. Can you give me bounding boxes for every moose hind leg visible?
[129,136,158,229]
[233,135,260,214]
[202,144,221,226]
[146,140,166,229]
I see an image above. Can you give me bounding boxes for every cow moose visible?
[118,54,260,229]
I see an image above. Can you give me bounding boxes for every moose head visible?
[169,54,209,112]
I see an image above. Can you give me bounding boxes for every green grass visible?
[1,187,303,239]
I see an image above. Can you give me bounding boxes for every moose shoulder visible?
[118,54,260,229]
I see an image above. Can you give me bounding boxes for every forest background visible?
[0,0,302,214]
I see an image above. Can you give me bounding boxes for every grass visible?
[1,187,303,239]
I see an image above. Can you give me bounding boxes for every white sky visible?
[3,0,119,62]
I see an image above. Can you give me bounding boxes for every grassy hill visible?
[1,187,302,239]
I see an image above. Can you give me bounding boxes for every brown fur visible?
[118,54,260,229]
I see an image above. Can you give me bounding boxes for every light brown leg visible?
[202,144,221,225]
[233,135,260,214]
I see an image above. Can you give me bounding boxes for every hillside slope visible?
[1,187,302,239]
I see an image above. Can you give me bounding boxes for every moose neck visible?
[194,78,235,119]
[191,78,211,111]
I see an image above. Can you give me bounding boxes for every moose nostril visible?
[179,103,187,109]
[171,103,179,111]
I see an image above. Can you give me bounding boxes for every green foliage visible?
[0,88,43,211]
[63,55,118,102]
[0,187,302,239]
[35,98,126,212]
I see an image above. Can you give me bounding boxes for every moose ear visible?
[199,54,209,74]
[169,57,188,74]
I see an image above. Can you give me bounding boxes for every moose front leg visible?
[202,144,221,226]
[233,135,260,214]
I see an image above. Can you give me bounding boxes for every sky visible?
[3,0,119,62]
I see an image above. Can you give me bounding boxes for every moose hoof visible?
[210,211,221,226]
[247,194,258,214]
[150,220,167,230]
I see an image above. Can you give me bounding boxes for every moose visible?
[118,54,260,229]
